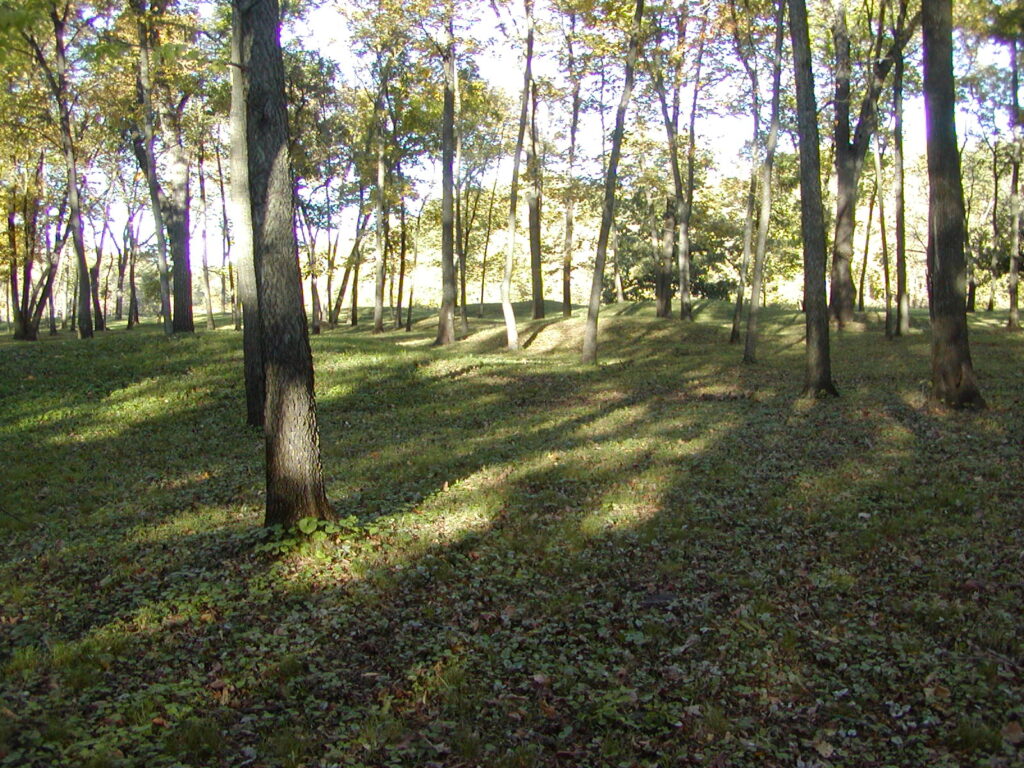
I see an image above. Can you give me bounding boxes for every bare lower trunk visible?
[199,145,216,330]
[527,80,544,320]
[435,15,457,347]
[789,0,837,396]
[237,0,332,526]
[922,0,984,408]
[230,10,264,427]
[744,0,785,363]
[581,0,643,364]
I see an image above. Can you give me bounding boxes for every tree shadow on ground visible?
[1,311,1022,767]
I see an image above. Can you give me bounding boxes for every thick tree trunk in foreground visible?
[789,0,837,396]
[581,0,643,364]
[230,14,265,428]
[238,0,332,526]
[922,0,985,409]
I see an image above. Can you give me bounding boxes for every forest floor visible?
[1,300,1023,768]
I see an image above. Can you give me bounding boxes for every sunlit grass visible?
[1,303,1022,767]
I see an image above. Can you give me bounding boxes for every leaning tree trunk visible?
[789,0,837,396]
[27,11,92,338]
[237,0,332,526]
[581,0,644,364]
[501,0,536,351]
[679,23,707,321]
[922,0,985,408]
[744,0,784,363]
[230,8,265,428]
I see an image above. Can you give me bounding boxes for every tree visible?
[743,0,785,363]
[15,0,94,339]
[922,0,984,409]
[788,0,836,395]
[236,0,332,526]
[828,0,916,326]
[435,4,457,345]
[558,7,582,317]
[581,0,644,364]
[230,7,264,428]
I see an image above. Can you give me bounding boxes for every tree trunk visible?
[988,143,1001,312]
[128,226,140,329]
[789,0,837,396]
[373,121,387,334]
[922,0,985,408]
[857,183,876,313]
[731,162,758,343]
[129,0,171,336]
[612,224,626,302]
[744,0,785,363]
[198,144,216,330]
[406,203,425,331]
[679,22,708,321]
[230,8,265,428]
[397,198,408,330]
[501,0,536,351]
[435,12,457,346]
[873,132,893,338]
[1008,40,1020,330]
[351,244,361,326]
[165,123,194,334]
[894,51,910,334]
[237,0,332,526]
[26,10,92,339]
[657,201,674,317]
[527,78,544,319]
[562,13,581,318]
[481,179,497,317]
[581,0,643,364]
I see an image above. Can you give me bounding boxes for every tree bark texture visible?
[789,0,837,396]
[435,15,457,346]
[581,0,643,364]
[922,0,985,408]
[237,0,332,526]
[230,11,265,428]
[744,0,785,363]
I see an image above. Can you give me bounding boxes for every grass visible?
[1,300,1023,767]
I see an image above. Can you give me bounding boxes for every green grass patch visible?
[1,303,1022,766]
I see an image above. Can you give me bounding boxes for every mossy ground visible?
[1,301,1022,767]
